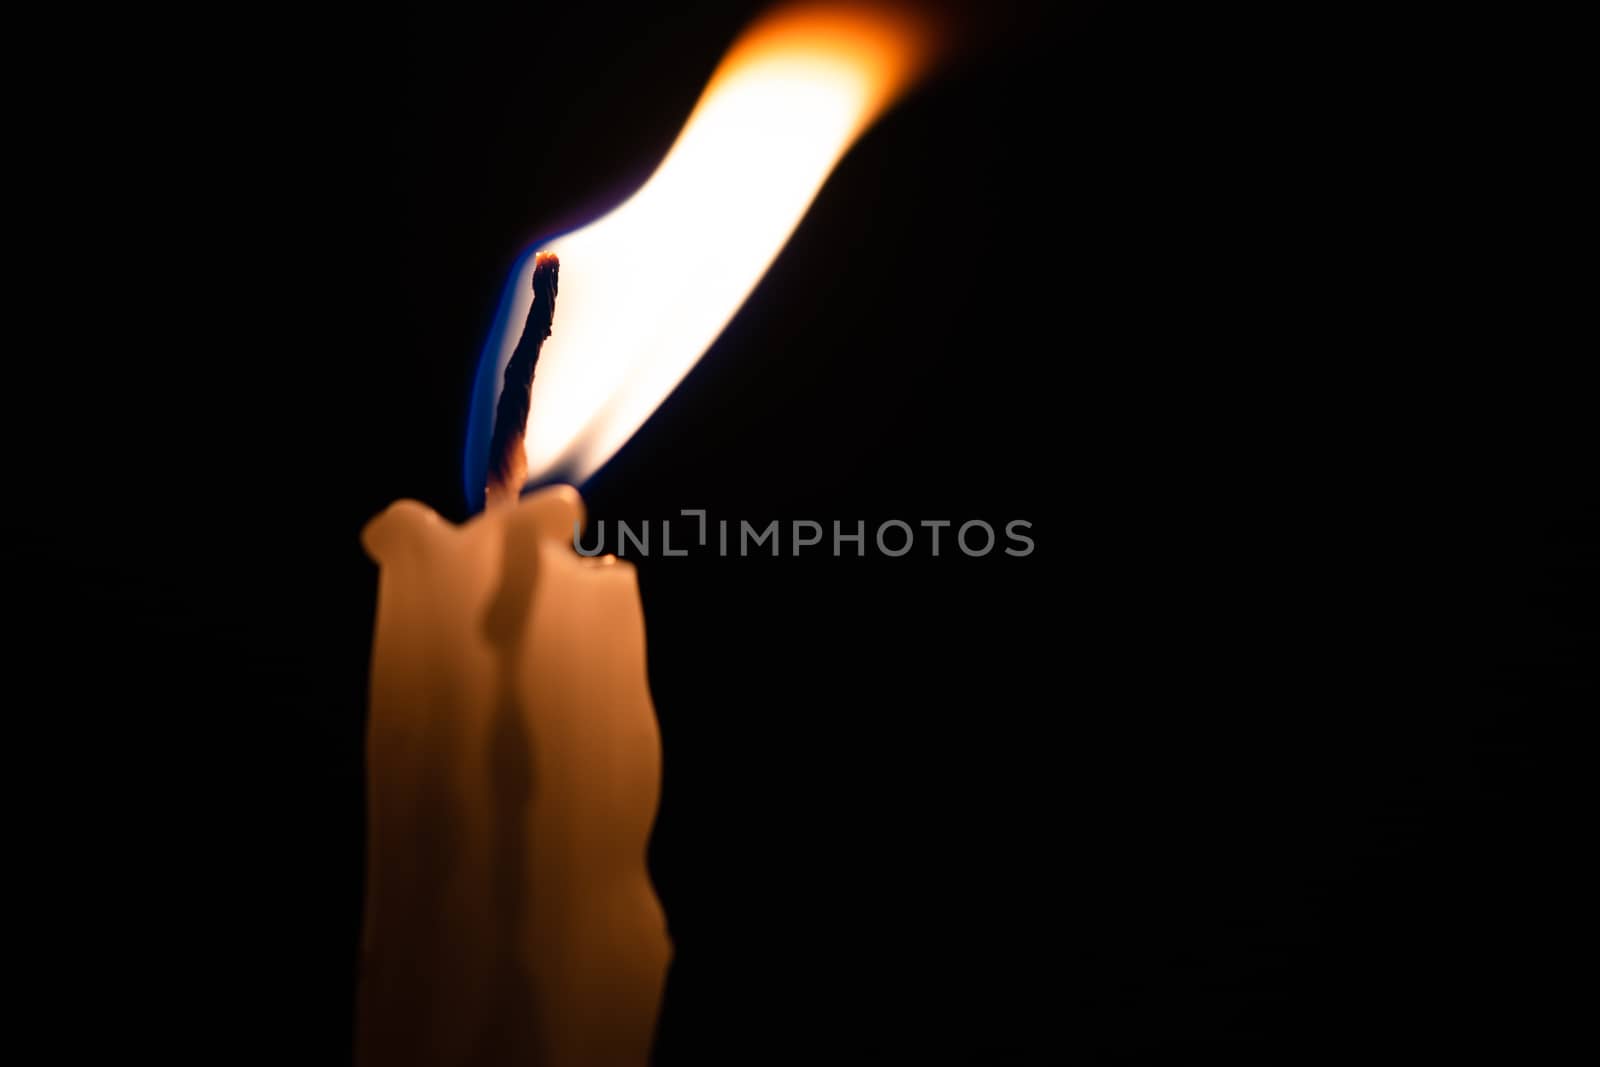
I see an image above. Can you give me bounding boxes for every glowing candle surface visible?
[357,487,669,1066]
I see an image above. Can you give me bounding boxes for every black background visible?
[27,2,1589,1063]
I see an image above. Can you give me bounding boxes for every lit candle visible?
[356,6,942,1064]
[357,486,667,1066]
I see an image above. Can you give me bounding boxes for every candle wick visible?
[486,252,560,509]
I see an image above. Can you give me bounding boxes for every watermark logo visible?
[576,511,1035,558]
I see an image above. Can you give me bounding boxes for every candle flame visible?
[466,3,939,506]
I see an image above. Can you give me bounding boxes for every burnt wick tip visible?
[532,252,559,300]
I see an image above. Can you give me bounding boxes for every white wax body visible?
[357,486,670,1067]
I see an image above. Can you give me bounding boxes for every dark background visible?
[28,2,1588,1063]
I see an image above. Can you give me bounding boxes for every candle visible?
[356,6,944,1064]
[357,485,669,1066]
